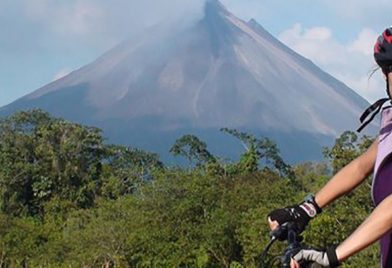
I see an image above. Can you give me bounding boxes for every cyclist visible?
[267,27,392,268]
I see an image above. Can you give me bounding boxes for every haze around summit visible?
[0,0,391,107]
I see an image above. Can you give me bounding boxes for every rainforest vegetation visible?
[0,109,378,267]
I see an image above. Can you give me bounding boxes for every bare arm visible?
[268,139,378,231]
[336,193,392,261]
[315,138,378,208]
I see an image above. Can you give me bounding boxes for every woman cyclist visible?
[267,27,392,268]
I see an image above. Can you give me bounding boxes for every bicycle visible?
[259,222,322,268]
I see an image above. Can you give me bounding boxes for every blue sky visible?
[1,0,391,107]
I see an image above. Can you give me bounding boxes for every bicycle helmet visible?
[374,27,392,74]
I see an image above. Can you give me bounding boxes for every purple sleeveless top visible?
[372,106,392,268]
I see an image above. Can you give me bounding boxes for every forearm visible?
[336,193,392,261]
[315,160,369,208]
[315,139,378,208]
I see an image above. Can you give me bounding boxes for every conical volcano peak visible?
[198,0,236,57]
[204,0,230,16]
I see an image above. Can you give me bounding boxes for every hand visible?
[290,246,340,268]
[268,201,319,234]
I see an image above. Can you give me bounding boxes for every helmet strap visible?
[356,69,392,133]
[357,97,390,132]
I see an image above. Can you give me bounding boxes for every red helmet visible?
[374,27,392,74]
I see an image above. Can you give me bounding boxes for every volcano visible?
[0,0,372,162]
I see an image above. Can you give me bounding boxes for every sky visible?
[1,0,391,107]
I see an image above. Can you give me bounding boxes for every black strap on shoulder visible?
[357,97,390,133]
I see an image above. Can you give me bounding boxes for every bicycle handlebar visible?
[260,222,304,268]
[281,222,302,267]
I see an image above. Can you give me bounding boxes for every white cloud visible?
[303,27,331,41]
[279,24,386,102]
[58,2,103,35]
[23,0,104,36]
[20,0,205,40]
[279,24,347,66]
[348,28,378,56]
[53,68,72,81]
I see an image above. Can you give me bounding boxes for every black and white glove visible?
[268,194,322,234]
[292,246,340,267]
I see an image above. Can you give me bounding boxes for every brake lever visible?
[270,222,289,241]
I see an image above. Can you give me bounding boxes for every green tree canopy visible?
[170,134,216,167]
[221,128,294,178]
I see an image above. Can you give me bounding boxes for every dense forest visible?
[0,109,379,267]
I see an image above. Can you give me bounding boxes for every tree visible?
[0,109,105,217]
[170,135,216,167]
[0,109,53,216]
[221,128,294,178]
[100,145,164,199]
